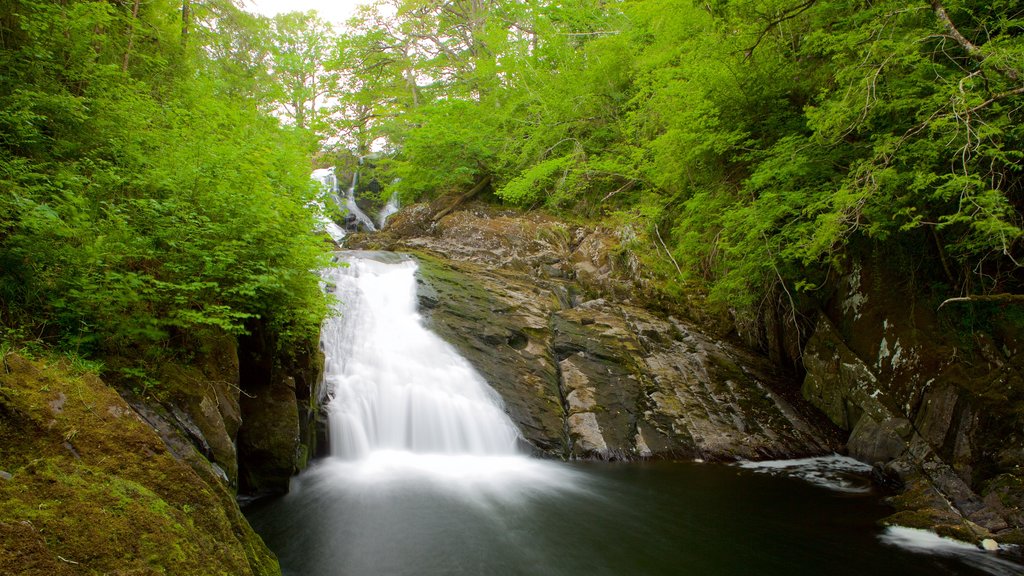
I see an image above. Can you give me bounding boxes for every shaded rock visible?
[802,313,1014,536]
[236,320,322,497]
[237,375,301,496]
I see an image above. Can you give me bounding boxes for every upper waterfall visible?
[311,167,377,235]
[320,252,522,459]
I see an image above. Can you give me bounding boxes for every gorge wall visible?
[799,241,1024,542]
[350,205,841,461]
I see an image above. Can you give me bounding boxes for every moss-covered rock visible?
[0,353,280,576]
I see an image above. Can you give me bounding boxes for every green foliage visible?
[266,0,1024,319]
[0,0,331,379]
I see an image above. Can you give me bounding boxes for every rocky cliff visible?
[0,324,323,574]
[800,242,1024,542]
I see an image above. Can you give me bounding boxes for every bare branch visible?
[938,293,1024,309]
[744,0,817,61]
[930,0,1019,81]
[655,224,682,277]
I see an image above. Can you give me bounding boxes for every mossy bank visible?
[0,352,280,575]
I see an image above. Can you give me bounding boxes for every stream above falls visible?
[246,252,1023,576]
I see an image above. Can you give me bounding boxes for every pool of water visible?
[246,454,1021,576]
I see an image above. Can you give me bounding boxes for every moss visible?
[0,353,280,576]
[881,478,991,543]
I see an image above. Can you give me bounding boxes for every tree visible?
[268,11,339,142]
[0,0,331,378]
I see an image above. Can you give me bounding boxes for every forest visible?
[2,0,1022,372]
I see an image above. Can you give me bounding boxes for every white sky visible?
[243,0,369,27]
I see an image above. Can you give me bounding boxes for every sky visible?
[243,0,368,27]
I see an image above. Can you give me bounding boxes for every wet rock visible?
[238,374,301,497]
[415,256,568,455]
[236,320,322,497]
[802,309,1016,535]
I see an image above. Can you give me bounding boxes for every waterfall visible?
[320,252,522,459]
[343,170,378,232]
[377,191,400,228]
[311,167,377,234]
[310,168,347,242]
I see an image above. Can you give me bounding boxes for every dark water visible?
[245,455,1021,576]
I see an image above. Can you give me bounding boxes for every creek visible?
[246,252,1021,576]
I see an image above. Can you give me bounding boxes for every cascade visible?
[248,250,1024,576]
[343,170,378,232]
[311,167,377,234]
[320,252,522,459]
[310,168,347,242]
[377,191,400,228]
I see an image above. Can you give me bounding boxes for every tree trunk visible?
[122,0,142,72]
[181,0,191,48]
[432,175,492,223]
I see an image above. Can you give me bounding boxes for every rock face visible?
[237,321,323,497]
[351,203,840,461]
[800,248,1024,540]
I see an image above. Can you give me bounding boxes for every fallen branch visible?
[57,556,80,565]
[931,0,1019,81]
[432,175,493,223]
[938,293,1024,310]
[654,224,682,277]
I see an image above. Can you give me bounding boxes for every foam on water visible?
[734,454,874,493]
[880,527,1022,576]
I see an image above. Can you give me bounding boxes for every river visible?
[246,252,1022,576]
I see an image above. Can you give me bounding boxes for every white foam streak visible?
[735,454,874,493]
[880,527,1022,576]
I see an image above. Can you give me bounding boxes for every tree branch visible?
[655,224,682,277]
[744,0,817,60]
[938,293,1024,310]
[966,85,1024,115]
[930,0,1019,81]
[433,175,492,223]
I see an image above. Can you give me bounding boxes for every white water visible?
[734,454,874,493]
[320,253,523,459]
[880,527,1023,576]
[343,171,378,232]
[310,168,347,242]
[377,191,400,228]
[310,167,377,235]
